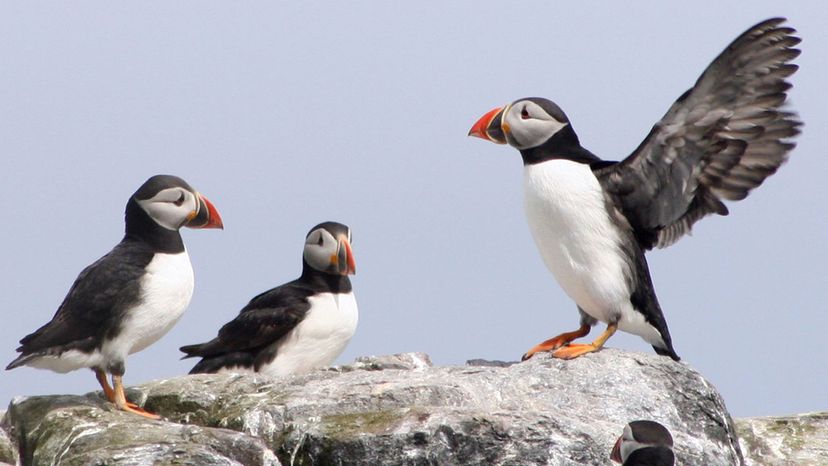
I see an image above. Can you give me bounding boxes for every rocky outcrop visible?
[737,412,828,466]
[0,411,17,466]
[2,350,745,465]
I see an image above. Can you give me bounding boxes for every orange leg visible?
[94,369,145,412]
[95,369,116,401]
[551,324,617,360]
[521,323,591,361]
[112,374,160,420]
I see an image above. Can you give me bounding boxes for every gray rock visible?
[1,351,748,465]
[0,412,18,466]
[737,412,828,466]
[134,350,742,465]
[3,394,280,466]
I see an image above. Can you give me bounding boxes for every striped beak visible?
[330,234,356,275]
[468,106,507,144]
[186,193,224,229]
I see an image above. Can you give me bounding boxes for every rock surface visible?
[2,394,280,466]
[0,410,17,466]
[737,412,828,466]
[1,350,745,465]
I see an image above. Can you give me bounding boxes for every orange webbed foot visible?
[521,323,592,361]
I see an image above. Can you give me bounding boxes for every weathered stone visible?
[0,411,18,466]
[3,394,280,466]
[737,412,828,466]
[132,350,742,465]
[339,352,433,372]
[2,351,767,465]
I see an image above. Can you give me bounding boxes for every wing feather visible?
[596,18,801,249]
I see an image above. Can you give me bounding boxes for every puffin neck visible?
[299,260,352,294]
[123,198,186,253]
[519,125,602,166]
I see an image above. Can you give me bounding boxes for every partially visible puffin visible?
[6,175,223,418]
[611,420,675,466]
[468,18,800,361]
[181,221,357,376]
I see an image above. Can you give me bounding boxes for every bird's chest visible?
[113,251,195,355]
[522,160,630,315]
[263,291,358,376]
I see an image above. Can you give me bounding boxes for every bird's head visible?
[611,420,674,464]
[303,222,356,276]
[133,174,224,231]
[468,97,571,151]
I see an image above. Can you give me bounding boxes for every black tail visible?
[653,345,681,362]
[188,352,254,374]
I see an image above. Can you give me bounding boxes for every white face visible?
[502,100,569,150]
[136,187,199,231]
[619,424,639,461]
[304,227,352,273]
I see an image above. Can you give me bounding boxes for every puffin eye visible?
[173,192,185,207]
[520,107,530,119]
[317,235,324,246]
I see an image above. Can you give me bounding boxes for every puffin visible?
[468,18,800,361]
[180,221,357,376]
[6,174,223,418]
[611,420,675,466]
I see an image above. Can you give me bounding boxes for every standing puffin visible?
[180,221,357,376]
[468,18,800,361]
[6,175,223,419]
[611,420,675,466]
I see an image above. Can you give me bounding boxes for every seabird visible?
[180,221,358,376]
[468,18,800,360]
[6,174,223,418]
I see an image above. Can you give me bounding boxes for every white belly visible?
[103,251,194,361]
[258,291,358,376]
[523,160,633,324]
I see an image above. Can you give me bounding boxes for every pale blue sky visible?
[2,2,826,418]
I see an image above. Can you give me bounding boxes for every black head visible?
[611,420,674,464]
[125,174,223,251]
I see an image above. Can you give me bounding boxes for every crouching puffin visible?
[611,420,675,466]
[181,221,357,376]
[468,18,800,361]
[6,175,223,419]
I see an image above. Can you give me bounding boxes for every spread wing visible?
[595,18,801,250]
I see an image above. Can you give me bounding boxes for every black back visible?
[181,259,352,374]
[6,240,157,368]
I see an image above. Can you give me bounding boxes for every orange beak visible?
[610,436,623,463]
[330,234,356,275]
[186,193,224,229]
[468,106,507,144]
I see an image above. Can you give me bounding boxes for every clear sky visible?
[1,2,826,419]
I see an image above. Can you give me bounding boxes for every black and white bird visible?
[6,175,223,418]
[180,221,357,376]
[468,18,800,361]
[611,420,675,466]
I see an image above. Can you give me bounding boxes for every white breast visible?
[103,250,194,361]
[258,291,358,376]
[523,160,633,325]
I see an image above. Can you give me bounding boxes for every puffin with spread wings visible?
[469,18,801,361]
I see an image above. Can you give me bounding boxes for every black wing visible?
[7,241,153,368]
[596,18,801,250]
[180,282,311,366]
